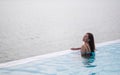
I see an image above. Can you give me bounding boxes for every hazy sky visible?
[0,0,120,63]
[0,0,120,43]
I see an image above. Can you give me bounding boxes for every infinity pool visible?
[0,40,120,75]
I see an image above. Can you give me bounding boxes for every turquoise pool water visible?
[0,42,120,75]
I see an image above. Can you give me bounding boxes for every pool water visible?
[0,41,120,75]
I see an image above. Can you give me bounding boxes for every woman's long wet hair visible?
[87,33,95,52]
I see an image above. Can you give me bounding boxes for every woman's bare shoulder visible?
[81,45,85,49]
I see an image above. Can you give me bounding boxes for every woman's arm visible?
[71,47,81,50]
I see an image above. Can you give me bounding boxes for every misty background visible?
[0,0,120,63]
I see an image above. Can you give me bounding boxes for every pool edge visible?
[0,39,120,68]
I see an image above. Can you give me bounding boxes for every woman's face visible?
[83,34,89,42]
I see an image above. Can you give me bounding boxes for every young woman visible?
[71,33,95,57]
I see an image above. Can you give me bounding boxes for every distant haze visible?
[0,0,120,63]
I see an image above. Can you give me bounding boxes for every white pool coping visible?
[0,39,120,68]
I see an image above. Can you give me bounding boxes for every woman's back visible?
[81,43,91,56]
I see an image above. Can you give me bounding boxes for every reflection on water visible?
[81,53,96,68]
[81,54,96,75]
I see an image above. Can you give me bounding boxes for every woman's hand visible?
[71,48,77,50]
[71,48,81,50]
